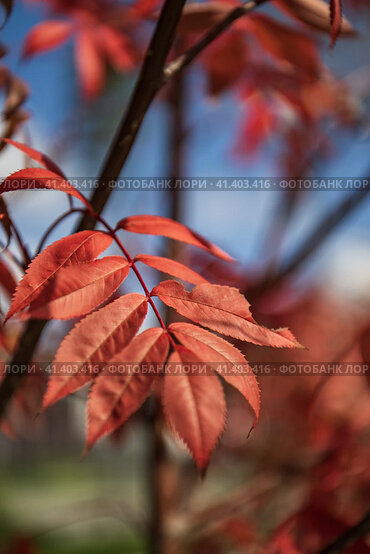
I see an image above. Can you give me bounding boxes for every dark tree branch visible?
[147,396,168,554]
[0,319,46,419]
[318,511,370,554]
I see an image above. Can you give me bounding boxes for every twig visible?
[318,511,370,554]
[163,0,268,83]
[36,208,85,255]
[10,218,31,268]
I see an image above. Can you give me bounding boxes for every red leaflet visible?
[22,3,137,99]
[118,215,234,262]
[163,347,226,469]
[98,26,136,72]
[132,0,160,18]
[0,258,17,297]
[244,14,320,81]
[275,0,354,38]
[203,30,249,96]
[5,231,112,321]
[135,254,208,286]
[3,138,65,176]
[1,168,91,210]
[75,28,105,99]
[329,0,342,47]
[152,281,302,348]
[169,322,260,420]
[22,20,73,57]
[43,293,148,408]
[237,95,276,156]
[87,328,169,449]
[20,256,129,320]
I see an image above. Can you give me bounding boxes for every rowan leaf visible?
[169,322,260,420]
[22,20,73,57]
[135,254,209,285]
[203,30,249,96]
[2,138,65,177]
[152,281,302,348]
[163,347,226,469]
[43,293,148,408]
[86,327,169,449]
[5,231,112,322]
[75,27,105,99]
[19,256,129,320]
[276,0,354,40]
[238,94,276,156]
[245,14,320,81]
[1,168,92,210]
[117,215,234,262]
[98,26,136,72]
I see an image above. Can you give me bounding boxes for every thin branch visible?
[318,511,370,554]
[163,0,268,83]
[36,208,85,255]
[10,218,31,268]
[93,215,171,334]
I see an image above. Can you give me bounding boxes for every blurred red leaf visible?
[22,20,73,56]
